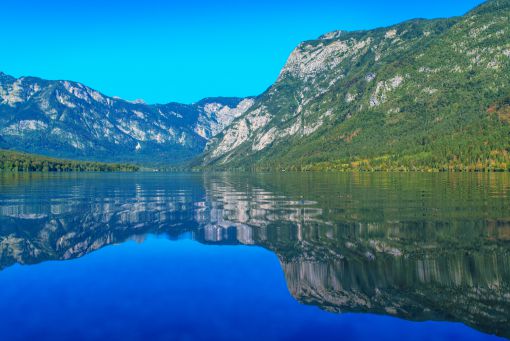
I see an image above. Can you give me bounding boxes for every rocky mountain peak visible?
[0,72,253,164]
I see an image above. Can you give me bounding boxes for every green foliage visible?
[0,149,139,172]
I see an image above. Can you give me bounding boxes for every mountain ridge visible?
[1,0,509,170]
[201,0,510,171]
[0,72,254,164]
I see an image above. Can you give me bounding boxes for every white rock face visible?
[385,30,397,39]
[279,120,302,139]
[194,126,207,139]
[1,79,26,106]
[319,31,344,40]
[279,38,371,80]
[50,128,86,150]
[469,24,490,38]
[346,93,357,103]
[194,99,254,139]
[418,67,440,74]
[252,127,277,151]
[132,110,145,119]
[423,87,438,95]
[116,120,147,141]
[487,60,500,69]
[246,107,271,131]
[178,132,188,146]
[303,120,323,136]
[370,75,404,107]
[2,120,48,136]
[61,81,109,106]
[88,89,105,103]
[56,92,77,108]
[212,119,250,158]
[213,105,273,154]
[365,73,376,82]
[390,76,404,88]
[63,81,89,101]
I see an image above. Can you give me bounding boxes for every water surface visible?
[0,172,509,340]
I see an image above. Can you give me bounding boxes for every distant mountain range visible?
[1,0,509,170]
[0,71,253,164]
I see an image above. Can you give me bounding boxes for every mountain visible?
[0,72,254,164]
[2,0,508,170]
[202,0,510,171]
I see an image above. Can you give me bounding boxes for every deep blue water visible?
[0,173,508,340]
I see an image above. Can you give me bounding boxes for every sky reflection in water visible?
[0,172,508,340]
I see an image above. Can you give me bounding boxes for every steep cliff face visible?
[0,74,253,164]
[203,0,510,170]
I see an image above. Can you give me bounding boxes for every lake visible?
[0,172,508,340]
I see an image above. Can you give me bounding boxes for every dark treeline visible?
[0,150,139,172]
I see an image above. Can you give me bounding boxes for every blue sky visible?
[1,0,485,104]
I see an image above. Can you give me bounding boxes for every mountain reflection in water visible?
[0,172,509,339]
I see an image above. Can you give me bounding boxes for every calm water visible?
[0,172,509,341]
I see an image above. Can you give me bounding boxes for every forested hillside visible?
[0,150,139,172]
[202,0,510,171]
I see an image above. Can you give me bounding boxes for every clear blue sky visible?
[1,0,485,104]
